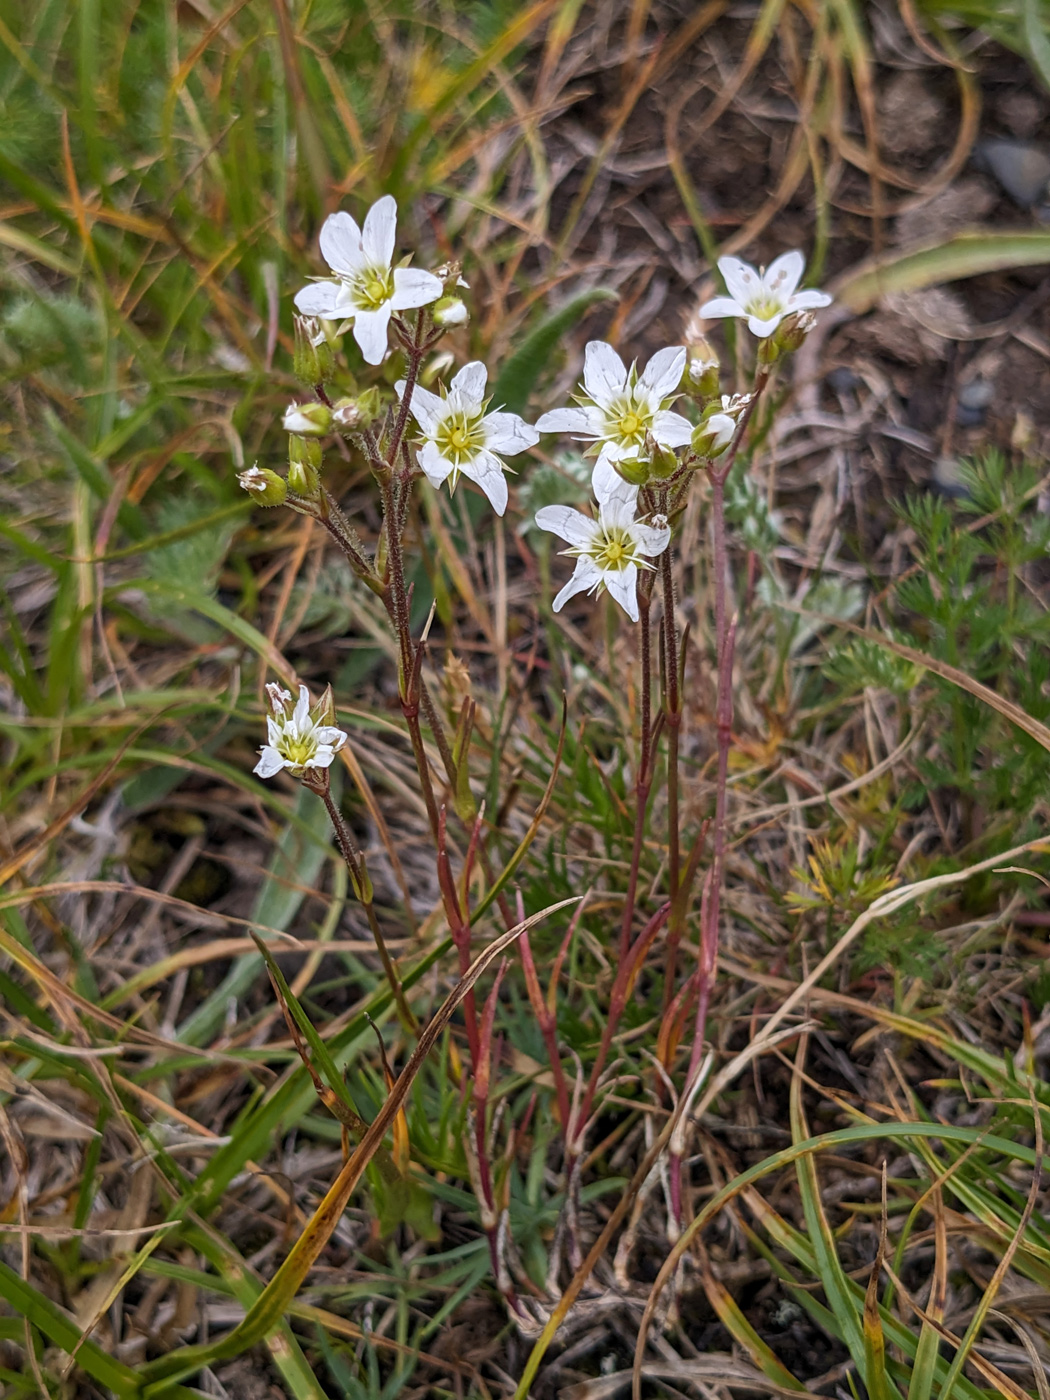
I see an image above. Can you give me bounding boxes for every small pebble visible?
[932,456,971,499]
[958,377,994,411]
[826,366,860,392]
[975,139,1050,207]
[955,403,985,428]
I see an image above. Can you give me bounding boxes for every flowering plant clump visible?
[235,195,832,1347]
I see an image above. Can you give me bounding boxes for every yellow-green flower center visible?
[435,410,485,466]
[280,734,317,768]
[605,394,653,447]
[590,526,637,573]
[351,266,395,310]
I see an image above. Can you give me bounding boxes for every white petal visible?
[592,452,638,509]
[308,748,337,769]
[632,521,671,556]
[353,304,393,364]
[763,250,804,300]
[604,564,639,621]
[461,450,508,516]
[535,407,596,436]
[652,410,694,448]
[718,256,761,306]
[484,412,540,454]
[746,312,783,339]
[361,195,396,268]
[535,504,598,548]
[294,280,342,317]
[419,439,453,487]
[449,361,488,407]
[582,340,627,406]
[404,382,445,435]
[697,295,744,321]
[789,288,833,311]
[600,495,637,531]
[639,346,686,399]
[319,211,364,276]
[293,686,310,727]
[390,267,442,310]
[266,715,282,745]
[254,746,286,779]
[314,726,347,748]
[552,558,601,612]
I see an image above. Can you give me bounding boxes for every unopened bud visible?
[333,387,382,433]
[648,438,679,480]
[287,439,321,498]
[432,295,469,329]
[293,315,334,385]
[614,456,652,487]
[774,310,816,354]
[691,412,735,460]
[238,465,287,507]
[283,401,332,437]
[685,355,720,400]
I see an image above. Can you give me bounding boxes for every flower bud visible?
[774,310,816,355]
[613,455,652,487]
[691,412,735,459]
[432,260,468,293]
[287,436,321,498]
[332,387,382,433]
[432,295,469,329]
[238,465,287,507]
[283,401,332,437]
[293,315,334,385]
[647,438,679,480]
[685,354,720,400]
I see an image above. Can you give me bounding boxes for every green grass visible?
[4,0,1050,1397]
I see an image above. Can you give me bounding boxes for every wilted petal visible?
[639,346,686,399]
[461,449,508,516]
[763,249,804,300]
[361,195,397,268]
[553,558,601,612]
[353,304,393,364]
[535,406,595,436]
[697,295,744,321]
[582,340,628,406]
[319,211,364,276]
[604,564,639,621]
[652,410,694,448]
[449,361,488,407]
[390,267,443,310]
[294,280,342,318]
[314,726,347,748]
[483,411,539,455]
[535,504,598,548]
[718,256,761,306]
[254,746,286,779]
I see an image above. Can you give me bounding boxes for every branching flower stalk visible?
[244,203,831,1309]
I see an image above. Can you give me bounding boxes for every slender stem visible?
[318,787,417,1033]
[618,586,654,965]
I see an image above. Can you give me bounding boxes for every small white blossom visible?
[535,342,693,506]
[692,412,736,458]
[294,196,442,365]
[283,402,332,436]
[535,496,671,623]
[699,251,831,339]
[254,684,347,780]
[397,361,539,517]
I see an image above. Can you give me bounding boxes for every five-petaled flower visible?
[255,684,347,779]
[535,496,671,622]
[536,342,693,504]
[397,361,539,517]
[699,251,831,339]
[294,196,442,365]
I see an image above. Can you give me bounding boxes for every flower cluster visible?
[244,201,835,771]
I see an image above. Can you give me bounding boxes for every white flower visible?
[397,361,539,517]
[294,196,442,365]
[254,684,347,779]
[535,496,671,623]
[535,342,693,506]
[699,251,831,339]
